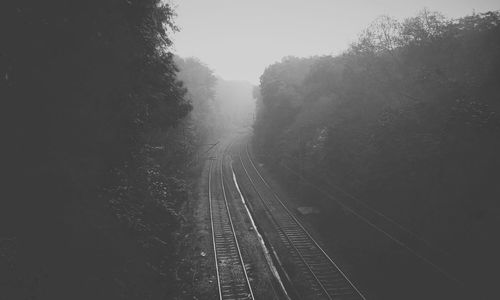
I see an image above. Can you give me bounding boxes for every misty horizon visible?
[172,0,500,83]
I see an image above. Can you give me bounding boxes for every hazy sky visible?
[171,0,499,84]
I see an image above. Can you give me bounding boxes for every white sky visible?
[171,0,500,84]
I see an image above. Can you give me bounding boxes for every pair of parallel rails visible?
[237,143,366,300]
[208,145,254,300]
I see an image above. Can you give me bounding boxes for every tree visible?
[1,1,193,298]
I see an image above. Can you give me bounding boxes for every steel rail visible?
[240,142,366,300]
[219,145,255,299]
[238,150,332,299]
[208,158,223,300]
[209,143,254,300]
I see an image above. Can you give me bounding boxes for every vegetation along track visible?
[209,144,254,300]
[237,142,366,300]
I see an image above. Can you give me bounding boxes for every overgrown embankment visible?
[1,2,209,299]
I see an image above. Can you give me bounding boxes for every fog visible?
[3,2,500,299]
[172,2,500,298]
[214,78,255,129]
[173,0,500,83]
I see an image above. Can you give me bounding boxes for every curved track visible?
[237,143,366,300]
[209,145,254,300]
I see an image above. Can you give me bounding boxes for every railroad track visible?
[276,161,462,285]
[209,144,254,300]
[237,143,366,300]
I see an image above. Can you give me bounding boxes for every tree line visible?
[253,9,500,293]
[2,1,218,298]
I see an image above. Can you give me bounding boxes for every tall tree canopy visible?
[1,1,193,298]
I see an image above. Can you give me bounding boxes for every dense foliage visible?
[254,10,500,292]
[175,56,218,142]
[1,1,199,298]
[175,57,255,137]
